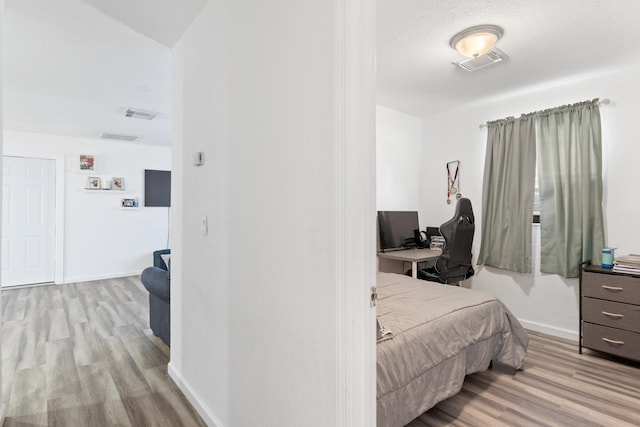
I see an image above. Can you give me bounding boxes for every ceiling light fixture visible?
[450,25,503,58]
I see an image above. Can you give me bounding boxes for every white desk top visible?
[377,248,441,263]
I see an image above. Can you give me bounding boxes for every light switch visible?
[194,152,205,166]
[201,215,208,236]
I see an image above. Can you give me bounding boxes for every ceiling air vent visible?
[99,132,141,142]
[124,108,158,120]
[453,48,508,72]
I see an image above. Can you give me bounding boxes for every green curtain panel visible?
[537,99,605,278]
[478,114,537,273]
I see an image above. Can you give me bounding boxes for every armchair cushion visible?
[141,265,171,346]
[141,266,170,302]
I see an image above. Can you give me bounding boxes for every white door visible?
[2,156,56,287]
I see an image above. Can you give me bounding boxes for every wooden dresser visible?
[579,262,640,361]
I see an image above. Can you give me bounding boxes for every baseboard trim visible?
[168,362,224,427]
[519,319,578,342]
[62,271,142,284]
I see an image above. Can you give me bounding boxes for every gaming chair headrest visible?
[454,198,474,222]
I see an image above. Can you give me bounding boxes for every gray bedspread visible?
[376,272,528,427]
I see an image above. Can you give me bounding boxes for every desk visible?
[377,248,441,279]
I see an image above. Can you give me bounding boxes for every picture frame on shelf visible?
[86,176,101,190]
[112,177,125,191]
[79,154,96,172]
[121,198,139,208]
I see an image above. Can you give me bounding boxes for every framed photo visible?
[79,154,95,172]
[121,198,139,208]
[112,177,125,191]
[86,176,101,190]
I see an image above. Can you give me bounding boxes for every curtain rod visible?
[478,98,611,130]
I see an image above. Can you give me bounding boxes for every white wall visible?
[413,64,640,339]
[376,106,422,212]
[169,1,230,424]
[3,130,171,283]
[170,1,375,426]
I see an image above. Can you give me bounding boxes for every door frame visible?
[335,0,377,425]
[3,149,65,284]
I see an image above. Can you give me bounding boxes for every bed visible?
[376,272,529,427]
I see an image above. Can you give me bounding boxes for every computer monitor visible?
[377,211,420,251]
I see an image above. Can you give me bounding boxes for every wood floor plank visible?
[17,318,48,370]
[46,308,71,342]
[7,367,47,419]
[410,330,640,426]
[60,294,89,325]
[2,411,48,426]
[85,306,118,339]
[1,276,206,426]
[151,391,208,427]
[1,292,27,323]
[69,322,104,367]
[141,366,179,395]
[47,362,120,412]
[2,320,23,363]
[47,400,131,427]
[45,338,82,398]
[116,327,168,371]
[106,354,154,398]
[1,356,19,404]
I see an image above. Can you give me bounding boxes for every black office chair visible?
[419,198,475,285]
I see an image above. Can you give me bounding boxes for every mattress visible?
[376,272,528,427]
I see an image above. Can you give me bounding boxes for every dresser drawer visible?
[582,322,640,361]
[582,297,640,333]
[582,271,640,305]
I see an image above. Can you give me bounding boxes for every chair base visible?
[416,266,474,286]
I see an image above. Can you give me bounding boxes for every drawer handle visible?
[602,337,625,346]
[601,285,624,291]
[602,311,624,318]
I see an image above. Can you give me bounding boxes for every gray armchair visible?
[141,249,171,345]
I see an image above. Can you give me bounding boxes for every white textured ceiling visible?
[6,1,640,145]
[4,0,206,147]
[377,0,640,116]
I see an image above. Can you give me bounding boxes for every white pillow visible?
[160,253,171,270]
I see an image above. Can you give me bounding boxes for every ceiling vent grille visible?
[99,132,141,142]
[453,48,508,72]
[124,108,158,120]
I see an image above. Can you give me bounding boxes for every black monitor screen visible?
[144,169,171,207]
[378,211,419,251]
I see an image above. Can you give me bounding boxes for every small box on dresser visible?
[579,262,640,362]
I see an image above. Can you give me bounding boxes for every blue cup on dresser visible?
[601,248,615,268]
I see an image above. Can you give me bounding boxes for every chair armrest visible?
[141,266,170,302]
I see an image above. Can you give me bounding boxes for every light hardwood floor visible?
[408,330,640,426]
[3,279,640,426]
[1,277,206,426]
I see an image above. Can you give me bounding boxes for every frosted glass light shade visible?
[450,25,503,58]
